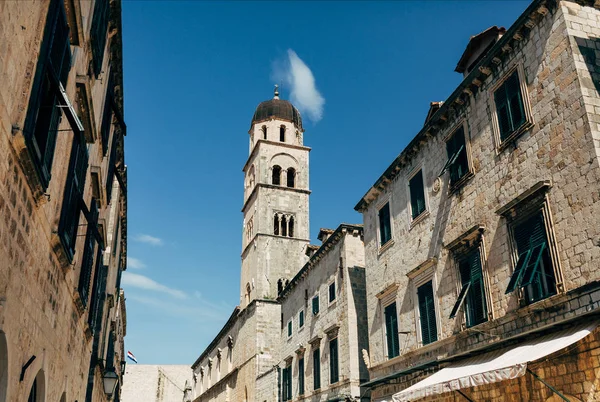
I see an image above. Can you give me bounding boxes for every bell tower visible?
[240,86,310,307]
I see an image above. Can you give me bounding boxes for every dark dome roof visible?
[252,98,303,131]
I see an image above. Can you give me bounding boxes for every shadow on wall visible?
[575,36,600,96]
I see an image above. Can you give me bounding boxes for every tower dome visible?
[251,86,303,131]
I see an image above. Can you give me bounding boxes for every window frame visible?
[329,337,339,384]
[506,207,560,304]
[312,295,320,316]
[328,280,336,305]
[377,200,393,249]
[407,167,428,224]
[287,319,293,338]
[313,347,321,390]
[449,246,489,328]
[441,120,473,190]
[411,266,439,347]
[299,310,305,329]
[383,301,400,359]
[298,356,305,396]
[489,64,534,150]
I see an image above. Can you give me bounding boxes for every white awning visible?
[393,320,599,402]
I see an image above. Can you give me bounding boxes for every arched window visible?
[272,166,281,185]
[287,168,296,188]
[280,126,286,142]
[281,216,287,237]
[289,217,294,237]
[262,126,267,140]
[274,215,280,235]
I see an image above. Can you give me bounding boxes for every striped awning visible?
[393,320,598,402]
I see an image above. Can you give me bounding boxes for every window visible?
[58,132,88,260]
[262,125,267,140]
[281,216,288,237]
[28,377,37,402]
[280,125,286,142]
[287,320,292,337]
[299,310,304,328]
[90,0,110,76]
[449,249,488,327]
[282,365,292,401]
[274,215,280,236]
[409,170,426,220]
[328,282,336,303]
[78,198,99,307]
[313,348,321,390]
[24,0,72,189]
[272,165,281,185]
[494,69,527,141]
[99,74,114,155]
[287,168,296,188]
[441,126,469,186]
[312,295,320,315]
[106,132,118,204]
[298,357,305,395]
[384,302,399,359]
[289,217,294,237]
[506,211,556,304]
[417,281,437,345]
[329,338,339,384]
[378,202,392,246]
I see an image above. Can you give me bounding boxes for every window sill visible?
[448,170,475,194]
[378,238,395,256]
[410,210,430,230]
[497,121,534,153]
[328,300,337,308]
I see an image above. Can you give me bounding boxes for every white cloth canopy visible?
[392,320,599,402]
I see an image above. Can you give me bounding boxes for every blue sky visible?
[121,1,530,364]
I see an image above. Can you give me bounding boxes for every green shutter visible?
[299,358,305,395]
[384,303,400,358]
[329,339,339,384]
[418,282,437,345]
[410,171,425,219]
[467,251,487,326]
[288,321,292,337]
[379,203,391,245]
[313,349,321,390]
[496,70,526,140]
[312,296,319,315]
[449,282,470,319]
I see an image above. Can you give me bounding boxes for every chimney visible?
[317,228,335,244]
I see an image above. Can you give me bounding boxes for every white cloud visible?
[122,272,187,299]
[272,49,325,123]
[134,234,163,246]
[127,257,146,269]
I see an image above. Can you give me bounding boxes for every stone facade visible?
[121,365,193,402]
[355,0,600,401]
[279,224,368,402]
[192,93,310,402]
[0,0,127,401]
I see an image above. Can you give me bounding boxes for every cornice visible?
[241,183,311,213]
[242,139,311,173]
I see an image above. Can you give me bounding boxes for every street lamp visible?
[103,368,119,398]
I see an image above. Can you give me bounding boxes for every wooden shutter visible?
[495,81,511,140]
[100,74,114,155]
[384,303,399,358]
[410,171,425,219]
[313,348,320,390]
[90,0,110,77]
[467,251,487,326]
[418,282,437,345]
[379,203,391,245]
[298,358,305,395]
[506,71,526,131]
[78,198,99,307]
[312,296,319,315]
[329,338,339,383]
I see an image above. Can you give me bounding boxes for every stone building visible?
[0,0,128,401]
[278,224,368,402]
[354,0,600,401]
[191,88,311,402]
[121,365,193,402]
[191,89,370,402]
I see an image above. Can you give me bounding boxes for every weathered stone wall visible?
[121,365,192,402]
[0,0,127,400]
[357,1,600,400]
[279,226,366,401]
